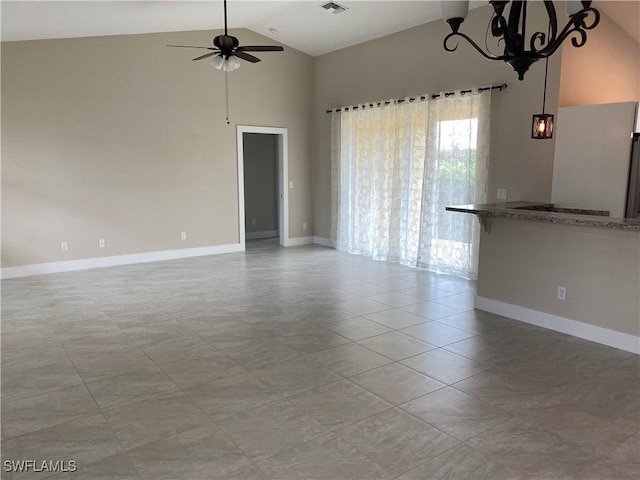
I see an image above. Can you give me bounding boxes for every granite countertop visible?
[446,201,640,231]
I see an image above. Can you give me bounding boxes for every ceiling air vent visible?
[321,2,348,14]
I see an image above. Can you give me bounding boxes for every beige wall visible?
[243,133,278,234]
[559,7,640,107]
[477,218,640,336]
[552,102,637,217]
[312,5,562,239]
[1,29,314,267]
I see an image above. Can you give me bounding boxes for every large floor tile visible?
[430,294,474,311]
[69,346,158,383]
[452,369,553,413]
[61,332,136,358]
[198,324,272,350]
[401,387,511,441]
[526,404,639,458]
[278,329,350,354]
[183,373,283,421]
[1,415,122,479]
[249,362,342,398]
[1,342,70,373]
[434,310,515,335]
[303,343,392,377]
[400,322,475,347]
[336,298,390,316]
[465,416,595,478]
[443,335,534,365]
[2,384,100,439]
[85,365,180,411]
[396,444,521,480]
[214,400,330,461]
[221,338,302,370]
[127,425,252,480]
[289,379,392,431]
[159,351,246,389]
[401,348,490,385]
[103,393,211,450]
[1,358,83,402]
[140,335,219,365]
[215,465,269,480]
[363,309,428,330]
[335,408,459,477]
[176,314,245,333]
[603,432,640,476]
[120,321,188,346]
[49,452,140,480]
[357,331,436,361]
[397,286,453,301]
[400,301,462,320]
[326,317,392,341]
[350,363,445,405]
[256,434,387,480]
[366,292,422,308]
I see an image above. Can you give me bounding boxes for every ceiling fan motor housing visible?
[214,35,239,53]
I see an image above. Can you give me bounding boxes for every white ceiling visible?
[1,1,635,56]
[0,1,486,56]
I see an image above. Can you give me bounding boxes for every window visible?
[331,91,490,279]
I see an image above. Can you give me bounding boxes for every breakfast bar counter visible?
[446,201,640,231]
[446,201,640,353]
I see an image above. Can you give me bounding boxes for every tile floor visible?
[1,242,638,479]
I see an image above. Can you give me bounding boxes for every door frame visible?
[236,125,289,248]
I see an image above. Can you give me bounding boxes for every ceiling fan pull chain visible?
[225,71,230,125]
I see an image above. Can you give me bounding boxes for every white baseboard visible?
[245,230,278,240]
[284,236,314,247]
[313,236,333,248]
[475,296,640,354]
[1,243,244,280]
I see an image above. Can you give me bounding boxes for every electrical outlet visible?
[497,189,508,200]
[289,181,294,189]
[303,222,308,230]
[251,218,256,226]
[557,286,567,301]
[180,232,187,241]
[60,241,68,252]
[98,239,106,248]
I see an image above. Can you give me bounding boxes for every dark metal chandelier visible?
[442,1,600,80]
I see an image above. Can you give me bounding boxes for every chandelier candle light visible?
[441,0,600,80]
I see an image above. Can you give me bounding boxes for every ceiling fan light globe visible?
[210,55,225,70]
[224,56,241,71]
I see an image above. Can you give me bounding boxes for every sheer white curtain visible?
[330,101,427,265]
[331,90,490,279]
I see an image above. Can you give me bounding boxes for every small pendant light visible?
[532,57,554,139]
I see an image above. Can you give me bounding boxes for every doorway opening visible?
[236,126,288,249]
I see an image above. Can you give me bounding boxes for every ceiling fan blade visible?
[167,45,216,50]
[192,52,217,61]
[234,51,261,63]
[237,45,284,52]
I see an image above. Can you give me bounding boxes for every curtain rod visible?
[325,83,507,114]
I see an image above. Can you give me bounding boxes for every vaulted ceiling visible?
[1,1,486,56]
[2,1,636,56]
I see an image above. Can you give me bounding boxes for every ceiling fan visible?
[167,0,284,72]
